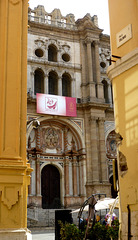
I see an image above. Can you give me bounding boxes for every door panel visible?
[41,165,60,209]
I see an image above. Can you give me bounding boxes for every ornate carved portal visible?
[27,119,86,208]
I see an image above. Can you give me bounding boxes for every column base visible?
[0,228,32,240]
[64,195,86,208]
[28,195,42,208]
[86,182,111,198]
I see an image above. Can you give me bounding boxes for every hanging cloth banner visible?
[36,93,77,117]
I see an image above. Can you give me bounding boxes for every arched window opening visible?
[102,80,109,103]
[48,71,58,95]
[62,73,71,97]
[48,44,57,62]
[34,69,44,95]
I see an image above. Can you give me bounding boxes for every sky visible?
[29,0,110,35]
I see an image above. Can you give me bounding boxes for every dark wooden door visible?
[41,165,60,209]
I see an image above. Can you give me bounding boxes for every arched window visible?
[62,73,71,97]
[34,68,44,95]
[48,44,57,62]
[102,80,109,103]
[48,71,58,95]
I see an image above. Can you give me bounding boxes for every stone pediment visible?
[76,14,102,32]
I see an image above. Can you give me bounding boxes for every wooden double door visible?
[41,164,60,209]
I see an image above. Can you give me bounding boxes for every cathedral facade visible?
[27,5,116,210]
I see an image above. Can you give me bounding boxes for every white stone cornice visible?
[107,47,138,81]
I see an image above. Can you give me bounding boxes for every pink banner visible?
[37,93,77,117]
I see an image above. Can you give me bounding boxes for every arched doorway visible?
[41,164,60,209]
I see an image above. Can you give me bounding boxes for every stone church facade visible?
[27,5,116,210]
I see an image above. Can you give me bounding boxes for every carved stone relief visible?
[40,127,62,152]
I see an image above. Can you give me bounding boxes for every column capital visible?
[93,40,100,46]
[36,158,40,163]
[85,37,92,45]
[64,159,69,165]
[89,116,98,122]
[98,117,105,122]
[44,73,47,78]
[58,74,62,80]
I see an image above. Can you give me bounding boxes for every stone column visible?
[98,118,108,182]
[36,157,41,195]
[44,73,48,94]
[64,159,69,196]
[64,128,68,152]
[82,156,87,196]
[31,71,35,97]
[71,78,75,98]
[0,0,32,238]
[108,82,113,106]
[94,40,104,100]
[90,117,99,182]
[45,45,48,61]
[86,40,93,82]
[94,41,101,83]
[72,157,77,196]
[86,39,96,99]
[80,40,87,101]
[36,128,41,149]
[79,160,82,195]
[58,75,62,96]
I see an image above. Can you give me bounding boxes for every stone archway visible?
[41,164,60,209]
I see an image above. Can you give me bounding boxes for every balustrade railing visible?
[28,14,77,30]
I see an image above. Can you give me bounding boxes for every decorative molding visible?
[0,185,22,209]
[9,0,21,5]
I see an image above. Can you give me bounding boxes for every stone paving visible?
[32,232,55,240]
[30,228,55,240]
